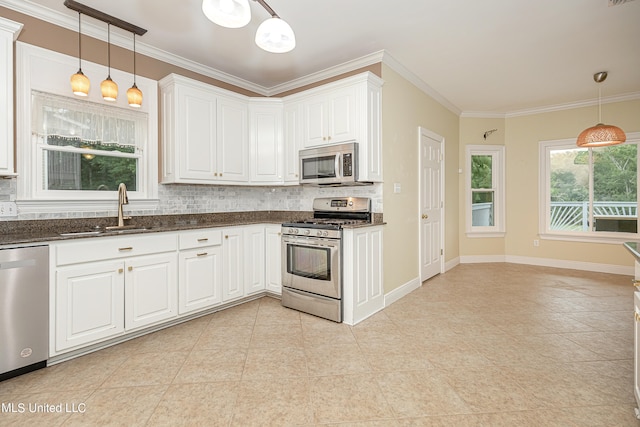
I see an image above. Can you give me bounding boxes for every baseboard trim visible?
[444,257,460,272]
[460,255,633,276]
[385,276,421,306]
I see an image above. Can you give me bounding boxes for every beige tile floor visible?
[1,263,638,426]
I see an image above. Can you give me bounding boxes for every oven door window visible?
[287,243,331,281]
[302,155,337,180]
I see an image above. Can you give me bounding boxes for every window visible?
[465,145,505,236]
[32,91,144,196]
[16,42,158,213]
[539,134,639,241]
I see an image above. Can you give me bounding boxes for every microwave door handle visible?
[335,153,342,178]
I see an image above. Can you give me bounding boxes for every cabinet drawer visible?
[55,233,178,266]
[179,229,223,250]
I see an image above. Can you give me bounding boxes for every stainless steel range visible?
[281,197,372,322]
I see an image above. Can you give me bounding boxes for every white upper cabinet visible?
[287,72,384,182]
[283,101,302,183]
[160,74,248,185]
[249,99,283,183]
[302,85,358,147]
[0,17,22,176]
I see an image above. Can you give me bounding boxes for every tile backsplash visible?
[0,179,382,221]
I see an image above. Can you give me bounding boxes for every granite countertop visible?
[0,211,385,247]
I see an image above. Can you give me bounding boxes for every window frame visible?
[16,42,158,214]
[465,144,506,237]
[538,132,640,244]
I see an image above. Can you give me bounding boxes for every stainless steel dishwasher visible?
[0,245,49,381]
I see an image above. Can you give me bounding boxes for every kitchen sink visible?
[59,227,152,237]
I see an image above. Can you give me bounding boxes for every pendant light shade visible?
[70,12,90,96]
[127,33,143,108]
[576,124,626,148]
[202,0,251,28]
[100,24,118,101]
[576,71,626,147]
[255,17,296,53]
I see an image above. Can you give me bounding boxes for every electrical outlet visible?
[0,201,18,217]
[533,239,539,247]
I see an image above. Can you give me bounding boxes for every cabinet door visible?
[283,102,301,183]
[55,260,125,351]
[222,228,244,302]
[125,253,178,331]
[178,86,217,180]
[0,20,20,176]
[217,96,249,182]
[179,246,223,315]
[244,225,266,295]
[302,95,328,147]
[265,225,282,294]
[327,86,357,144]
[250,102,283,183]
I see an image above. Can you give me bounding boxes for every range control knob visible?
[303,229,310,235]
[316,230,323,236]
[288,228,294,234]
[349,201,353,206]
[323,231,329,237]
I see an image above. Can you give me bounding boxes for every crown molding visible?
[380,51,462,116]
[266,50,385,96]
[1,0,271,95]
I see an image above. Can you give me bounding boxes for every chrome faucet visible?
[117,183,131,227]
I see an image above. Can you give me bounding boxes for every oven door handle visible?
[282,236,339,248]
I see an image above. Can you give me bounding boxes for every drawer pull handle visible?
[118,268,123,274]
[128,266,133,272]
[197,238,209,242]
[197,252,208,257]
[225,235,228,239]
[119,247,133,251]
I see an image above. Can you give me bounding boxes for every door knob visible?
[422,214,429,219]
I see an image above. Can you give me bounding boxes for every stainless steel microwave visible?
[299,142,369,186]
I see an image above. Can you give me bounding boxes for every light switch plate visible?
[0,201,18,217]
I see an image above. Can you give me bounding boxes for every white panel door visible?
[179,247,223,315]
[244,225,266,295]
[250,103,283,182]
[419,127,444,282]
[217,96,249,181]
[55,260,125,351]
[327,86,357,144]
[179,87,217,180]
[125,253,178,331]
[265,225,282,293]
[222,228,244,302]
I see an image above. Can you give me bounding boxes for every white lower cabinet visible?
[342,226,384,325]
[55,260,125,352]
[179,246,223,315]
[265,225,282,293]
[244,225,266,295]
[124,253,178,331]
[222,227,244,302]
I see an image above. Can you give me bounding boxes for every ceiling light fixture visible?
[576,71,626,148]
[100,23,118,101]
[127,34,143,108]
[70,12,90,96]
[64,0,147,106]
[201,0,296,53]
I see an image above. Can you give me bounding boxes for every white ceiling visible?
[8,0,640,115]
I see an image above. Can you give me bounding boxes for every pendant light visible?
[202,0,251,28]
[70,12,90,96]
[202,0,295,53]
[255,15,295,53]
[576,71,626,148]
[127,34,143,108]
[100,23,118,101]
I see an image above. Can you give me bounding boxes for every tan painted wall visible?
[460,99,640,267]
[381,64,460,293]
